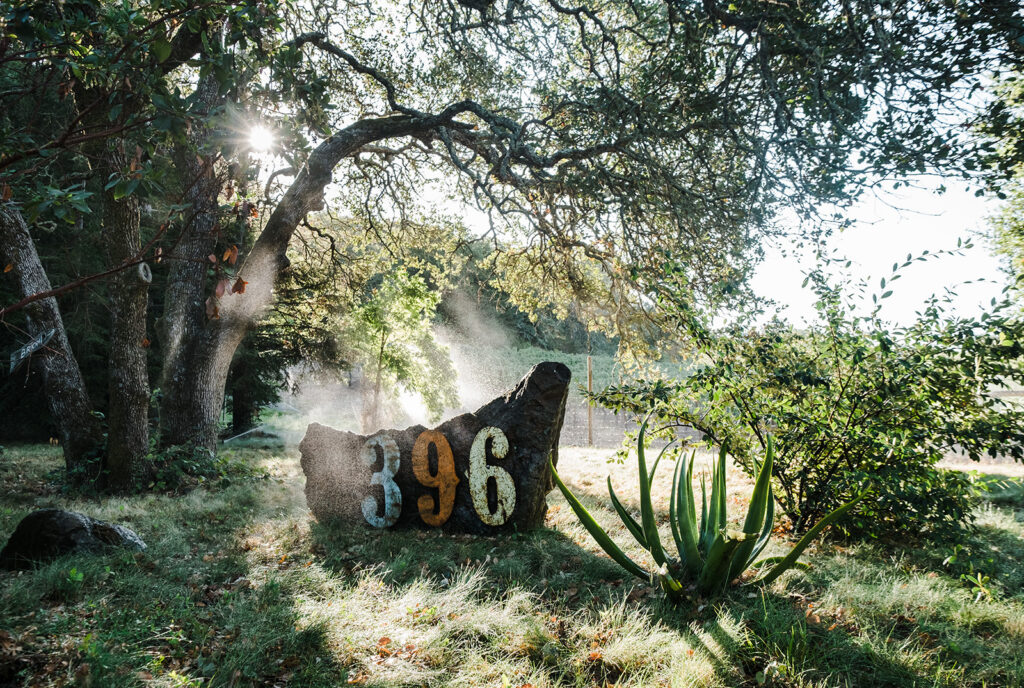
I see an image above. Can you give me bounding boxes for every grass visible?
[0,441,1022,687]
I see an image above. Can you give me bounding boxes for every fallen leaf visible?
[231,277,247,294]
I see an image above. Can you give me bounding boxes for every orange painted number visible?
[412,430,460,526]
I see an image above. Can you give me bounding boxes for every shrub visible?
[595,258,1024,540]
[551,422,866,599]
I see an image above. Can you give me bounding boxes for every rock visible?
[300,361,570,534]
[0,508,146,569]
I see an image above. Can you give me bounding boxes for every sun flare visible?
[248,125,275,152]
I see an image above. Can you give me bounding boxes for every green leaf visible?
[758,487,872,587]
[608,477,647,548]
[729,437,775,581]
[151,37,172,63]
[636,419,667,567]
[550,461,649,582]
[673,451,702,573]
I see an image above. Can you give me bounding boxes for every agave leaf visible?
[647,438,679,487]
[701,447,727,553]
[673,451,702,574]
[746,491,776,567]
[551,461,650,582]
[728,438,775,581]
[609,476,647,548]
[752,556,810,572]
[669,457,684,558]
[698,474,709,553]
[715,445,728,531]
[684,451,698,530]
[636,420,667,567]
[696,529,748,594]
[757,487,871,587]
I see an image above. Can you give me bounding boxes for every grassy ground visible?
[0,442,1022,688]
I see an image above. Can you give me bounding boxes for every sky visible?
[751,178,1010,327]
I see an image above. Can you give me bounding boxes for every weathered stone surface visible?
[300,361,570,533]
[0,508,146,569]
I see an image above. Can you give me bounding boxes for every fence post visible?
[587,355,593,446]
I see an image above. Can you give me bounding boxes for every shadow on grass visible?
[0,453,347,687]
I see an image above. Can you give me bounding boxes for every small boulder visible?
[0,508,146,570]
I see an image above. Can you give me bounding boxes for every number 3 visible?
[361,435,401,528]
[469,426,516,526]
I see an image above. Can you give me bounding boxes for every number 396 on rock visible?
[360,426,516,528]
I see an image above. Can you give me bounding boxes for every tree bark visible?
[98,145,151,491]
[156,77,227,450]
[229,353,256,436]
[0,204,103,474]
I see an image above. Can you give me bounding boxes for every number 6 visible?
[361,434,401,528]
[469,426,516,526]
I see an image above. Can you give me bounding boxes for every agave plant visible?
[551,421,868,600]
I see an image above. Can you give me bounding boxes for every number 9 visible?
[412,430,459,526]
[360,434,401,528]
[469,426,516,526]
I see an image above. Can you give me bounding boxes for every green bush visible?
[551,422,866,599]
[595,258,1024,540]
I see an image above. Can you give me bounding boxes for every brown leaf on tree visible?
[223,245,239,265]
[3,263,12,273]
[208,254,218,264]
[205,297,219,320]
[1,184,11,201]
[231,277,247,294]
[215,279,230,298]
[154,247,163,263]
[249,205,259,218]
[141,337,151,348]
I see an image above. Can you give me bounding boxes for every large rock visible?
[0,508,146,569]
[300,361,570,534]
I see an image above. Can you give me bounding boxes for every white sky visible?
[751,178,1010,327]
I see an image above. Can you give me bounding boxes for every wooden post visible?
[587,355,593,446]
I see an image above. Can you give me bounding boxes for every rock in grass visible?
[300,361,570,534]
[0,508,146,569]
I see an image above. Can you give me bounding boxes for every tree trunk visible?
[0,205,103,474]
[99,146,151,491]
[229,353,256,436]
[156,76,228,451]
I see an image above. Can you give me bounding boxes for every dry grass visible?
[0,439,1022,687]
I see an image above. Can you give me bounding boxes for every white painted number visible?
[361,434,402,528]
[469,426,516,526]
